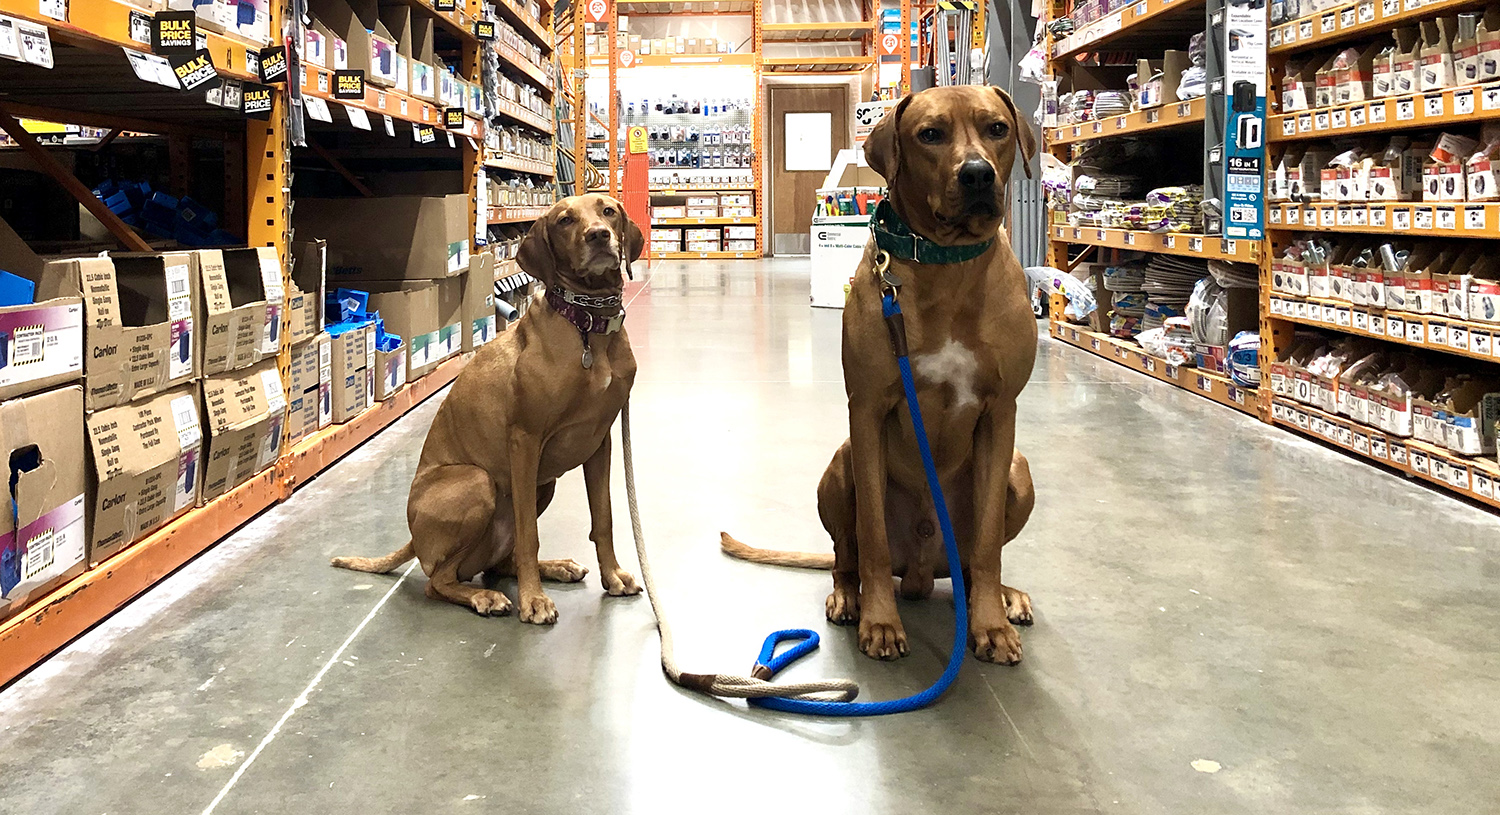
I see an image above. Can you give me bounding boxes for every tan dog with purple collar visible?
[723,85,1039,664]
[332,194,644,623]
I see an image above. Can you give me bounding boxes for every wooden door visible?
[767,84,850,255]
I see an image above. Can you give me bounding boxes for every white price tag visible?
[1407,321,1424,343]
[1340,7,1354,27]
[1485,84,1500,111]
[1271,208,1283,224]
[1321,11,1336,32]
[1371,207,1387,227]
[1320,207,1336,227]
[1188,237,1203,252]
[1282,116,1297,136]
[1299,113,1313,133]
[1116,116,1127,130]
[170,394,202,450]
[1451,326,1468,350]
[1396,98,1415,120]
[261,369,287,415]
[1370,103,1386,123]
[1354,208,1368,226]
[1315,111,1330,131]
[1456,89,1476,115]
[38,0,65,21]
[15,20,51,68]
[1424,94,1445,117]
[1429,322,1448,345]
[1331,108,1347,129]
[1387,316,1404,337]
[1354,310,1369,332]
[1299,19,1313,39]
[1165,235,1177,249]
[1381,0,1397,13]
[344,104,372,130]
[1373,436,1388,459]
[1415,207,1434,230]
[1351,105,1366,127]
[1288,207,1301,224]
[1438,207,1456,230]
[1474,330,1493,355]
[1357,0,1374,22]
[1270,28,1282,48]
[1337,207,1353,226]
[1336,307,1352,327]
[1124,231,1135,245]
[1466,206,1486,230]
[1477,472,1495,499]
[1393,208,1411,230]
[383,114,396,136]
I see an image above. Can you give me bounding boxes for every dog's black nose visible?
[585,226,612,244]
[958,159,996,191]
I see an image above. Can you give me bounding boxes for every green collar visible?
[871,199,994,265]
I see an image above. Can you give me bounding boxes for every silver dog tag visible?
[581,343,593,369]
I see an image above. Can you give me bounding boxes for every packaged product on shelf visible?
[1480,8,1500,81]
[308,0,373,77]
[1308,239,1333,298]
[379,4,412,93]
[725,226,756,241]
[195,248,282,376]
[1,385,86,619]
[85,384,203,562]
[1456,12,1484,84]
[1373,42,1396,98]
[1313,53,1339,109]
[327,321,373,423]
[1333,44,1380,104]
[1270,148,1299,202]
[0,219,84,401]
[726,240,756,252]
[199,359,286,504]
[410,14,438,101]
[374,334,406,402]
[1338,351,1389,426]
[1443,377,1500,455]
[1419,18,1458,91]
[1435,243,1483,319]
[1382,242,1412,310]
[366,278,463,382]
[1271,242,1308,296]
[653,205,687,219]
[1355,243,1389,308]
[1369,137,1425,201]
[288,240,326,344]
[75,252,200,411]
[463,253,497,354]
[1392,27,1423,96]
[285,333,331,444]
[294,194,470,282]
[1424,133,1478,202]
[1292,145,1333,202]
[1469,253,1500,322]
[1405,244,1453,314]
[1326,241,1358,302]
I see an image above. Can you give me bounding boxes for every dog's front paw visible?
[1002,584,1033,625]
[825,584,859,625]
[602,568,641,596]
[470,589,512,617]
[971,617,1023,664]
[858,617,908,660]
[540,559,589,583]
[518,593,558,624]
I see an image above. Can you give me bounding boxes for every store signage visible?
[880,31,900,56]
[444,107,464,128]
[474,21,495,40]
[128,11,151,45]
[628,125,648,153]
[415,124,436,144]
[435,0,456,10]
[258,45,287,83]
[618,49,634,67]
[586,0,609,24]
[170,49,217,91]
[152,10,195,55]
[333,69,365,99]
[1221,0,1266,240]
[243,82,273,119]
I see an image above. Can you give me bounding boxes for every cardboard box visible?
[67,251,199,411]
[197,247,282,376]
[0,217,85,401]
[294,195,470,281]
[1479,8,1500,82]
[288,240,326,343]
[1419,18,1457,91]
[1,385,87,619]
[309,0,372,77]
[366,278,462,381]
[653,206,687,219]
[200,359,286,503]
[410,11,437,101]
[463,253,497,353]
[85,384,202,561]
[375,342,406,400]
[328,323,373,423]
[379,2,413,93]
[285,333,332,443]
[1392,27,1421,96]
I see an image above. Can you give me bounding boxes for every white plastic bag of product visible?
[1027,266,1097,322]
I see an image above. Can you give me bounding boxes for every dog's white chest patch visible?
[913,339,980,408]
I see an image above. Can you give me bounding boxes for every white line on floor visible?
[199,560,419,815]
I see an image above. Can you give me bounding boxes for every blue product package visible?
[0,270,35,308]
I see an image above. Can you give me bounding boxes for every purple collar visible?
[545,287,625,334]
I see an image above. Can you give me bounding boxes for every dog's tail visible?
[331,541,416,574]
[719,532,835,570]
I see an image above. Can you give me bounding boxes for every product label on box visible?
[383,350,406,395]
[3,495,85,601]
[0,303,83,393]
[473,315,496,348]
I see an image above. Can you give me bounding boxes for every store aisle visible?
[3,260,1498,815]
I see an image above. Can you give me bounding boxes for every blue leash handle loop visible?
[748,292,969,716]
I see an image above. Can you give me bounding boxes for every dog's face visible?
[517,194,644,295]
[865,86,1036,246]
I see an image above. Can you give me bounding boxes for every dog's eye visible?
[989,122,1009,138]
[917,128,944,144]
[558,214,576,225]
[602,206,617,216]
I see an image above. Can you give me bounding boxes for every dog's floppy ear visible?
[864,94,913,185]
[517,213,558,288]
[621,211,644,263]
[993,86,1036,179]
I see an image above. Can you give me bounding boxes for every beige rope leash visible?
[620,402,860,703]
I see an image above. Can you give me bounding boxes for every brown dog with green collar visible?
[332,194,644,624]
[723,86,1040,664]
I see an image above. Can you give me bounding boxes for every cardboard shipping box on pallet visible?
[1,385,87,620]
[329,323,374,423]
[366,277,462,382]
[84,384,203,563]
[61,251,200,411]
[288,240,326,344]
[0,217,85,401]
[374,339,406,401]
[196,247,283,376]
[200,359,287,503]
[293,195,470,282]
[286,333,333,444]
[464,253,497,353]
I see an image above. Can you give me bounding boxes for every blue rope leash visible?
[747,291,968,716]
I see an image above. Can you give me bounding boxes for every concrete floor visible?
[3,259,1499,815]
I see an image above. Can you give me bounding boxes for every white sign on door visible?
[785,112,833,172]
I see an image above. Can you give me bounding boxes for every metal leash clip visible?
[874,249,902,300]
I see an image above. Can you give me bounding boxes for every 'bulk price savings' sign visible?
[333,70,365,100]
[152,10,195,54]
